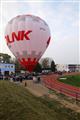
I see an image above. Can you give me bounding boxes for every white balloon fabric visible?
[5,15,51,72]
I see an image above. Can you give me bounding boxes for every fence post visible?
[59,88,63,98]
[25,81,27,87]
[76,92,78,104]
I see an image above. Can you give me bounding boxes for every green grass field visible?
[59,75,80,87]
[0,80,80,120]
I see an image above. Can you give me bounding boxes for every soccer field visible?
[59,75,80,87]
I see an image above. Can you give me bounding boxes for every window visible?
[11,66,13,68]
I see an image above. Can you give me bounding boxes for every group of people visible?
[12,75,23,82]
[11,73,41,83]
[0,73,41,84]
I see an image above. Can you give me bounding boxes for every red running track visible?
[41,73,80,100]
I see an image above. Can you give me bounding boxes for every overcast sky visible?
[0,0,79,64]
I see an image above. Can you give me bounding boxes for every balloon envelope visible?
[5,15,51,72]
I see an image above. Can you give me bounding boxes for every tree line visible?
[0,53,56,73]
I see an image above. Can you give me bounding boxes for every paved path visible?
[22,80,49,97]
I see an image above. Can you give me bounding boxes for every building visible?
[76,65,80,72]
[56,64,69,72]
[68,64,80,72]
[0,63,15,75]
[56,64,80,72]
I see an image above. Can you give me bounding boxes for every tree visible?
[34,63,42,73]
[40,57,56,72]
[14,59,26,72]
[41,58,50,69]
[0,53,11,63]
[51,60,56,72]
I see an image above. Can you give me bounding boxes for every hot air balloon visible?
[5,15,51,72]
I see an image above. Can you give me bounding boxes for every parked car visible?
[25,74,33,80]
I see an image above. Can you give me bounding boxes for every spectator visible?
[37,76,41,83]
